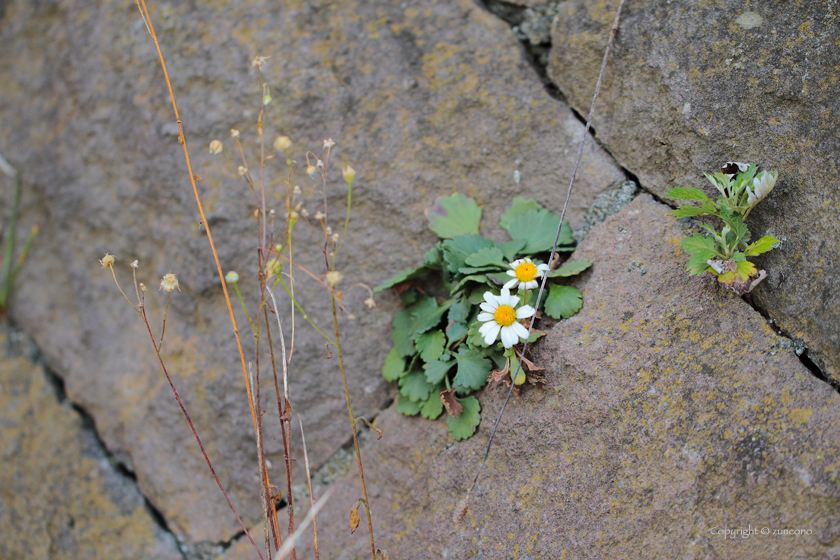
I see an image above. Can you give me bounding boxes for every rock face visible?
[0,0,623,544]
[0,326,182,560]
[547,0,840,381]
[275,195,840,560]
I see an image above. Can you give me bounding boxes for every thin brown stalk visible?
[132,2,265,557]
[330,293,376,559]
[138,303,264,560]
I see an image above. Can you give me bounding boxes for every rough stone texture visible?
[254,195,840,559]
[0,0,624,544]
[546,0,840,381]
[0,325,182,560]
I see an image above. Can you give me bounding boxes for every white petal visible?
[500,326,518,348]
[511,321,530,340]
[516,305,536,319]
[506,270,517,277]
[536,264,550,273]
[482,322,501,345]
[523,280,539,290]
[503,278,519,290]
[509,259,523,268]
[477,312,494,322]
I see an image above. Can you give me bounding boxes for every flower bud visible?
[325,270,343,287]
[209,140,223,154]
[238,165,248,177]
[273,136,292,151]
[293,185,301,195]
[342,164,356,184]
[225,271,240,283]
[230,128,240,138]
[323,138,335,149]
[160,273,180,293]
[306,165,318,179]
[130,260,139,268]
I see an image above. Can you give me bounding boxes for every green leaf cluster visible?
[376,194,591,440]
[667,164,779,292]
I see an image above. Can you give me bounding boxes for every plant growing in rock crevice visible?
[376,193,591,440]
[669,161,779,295]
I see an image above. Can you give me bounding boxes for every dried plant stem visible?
[133,2,264,558]
[138,302,264,560]
[330,294,376,559]
[464,0,627,503]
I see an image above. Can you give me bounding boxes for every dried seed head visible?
[160,273,180,293]
[306,165,318,179]
[130,260,139,268]
[343,164,356,184]
[364,297,376,309]
[139,282,147,292]
[316,159,324,170]
[251,55,271,69]
[292,185,302,195]
[225,271,239,283]
[99,253,115,268]
[269,209,276,217]
[253,209,260,219]
[314,211,326,221]
[347,313,356,320]
[325,270,343,287]
[331,232,340,243]
[323,138,335,149]
[230,128,240,138]
[209,140,223,154]
[289,210,299,220]
[273,135,292,151]
[237,165,248,177]
[300,208,309,218]
[325,226,332,235]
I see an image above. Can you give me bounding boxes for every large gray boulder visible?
[0,0,622,544]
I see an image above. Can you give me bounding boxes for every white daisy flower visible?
[503,257,550,291]
[477,288,535,348]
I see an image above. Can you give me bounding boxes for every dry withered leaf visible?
[440,390,463,417]
[374,549,389,560]
[489,357,511,384]
[452,497,469,523]
[350,498,366,534]
[280,397,292,421]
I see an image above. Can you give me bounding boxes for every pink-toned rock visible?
[264,195,840,559]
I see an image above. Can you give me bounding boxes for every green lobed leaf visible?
[745,236,779,256]
[681,234,715,255]
[446,396,481,441]
[498,239,526,262]
[667,187,709,201]
[527,331,544,343]
[452,348,492,393]
[465,247,508,268]
[670,205,707,218]
[423,358,455,384]
[395,393,421,416]
[420,393,445,420]
[374,265,431,293]
[399,371,435,402]
[415,330,446,362]
[468,286,487,305]
[391,310,416,357]
[544,284,583,319]
[445,321,469,344]
[548,260,592,278]
[410,298,453,334]
[450,273,493,294]
[423,243,444,269]
[687,252,716,275]
[424,193,482,238]
[499,198,574,253]
[448,295,471,324]
[466,320,490,348]
[382,347,406,382]
[441,234,497,274]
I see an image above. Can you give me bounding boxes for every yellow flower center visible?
[494,305,517,327]
[515,261,538,282]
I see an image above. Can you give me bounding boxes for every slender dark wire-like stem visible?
[465,0,627,501]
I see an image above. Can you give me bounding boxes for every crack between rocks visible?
[475,0,839,396]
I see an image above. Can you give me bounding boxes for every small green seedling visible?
[0,154,38,317]
[668,162,778,295]
[375,194,591,440]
